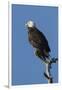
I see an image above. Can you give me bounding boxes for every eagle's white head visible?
[25,20,35,28]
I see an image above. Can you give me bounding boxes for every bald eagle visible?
[25,20,51,61]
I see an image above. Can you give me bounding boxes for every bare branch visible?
[43,57,58,83]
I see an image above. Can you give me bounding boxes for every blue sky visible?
[12,4,58,85]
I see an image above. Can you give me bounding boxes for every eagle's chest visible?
[28,31,42,48]
[28,31,40,41]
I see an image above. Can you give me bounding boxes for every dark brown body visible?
[28,26,51,59]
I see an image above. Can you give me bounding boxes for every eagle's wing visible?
[28,28,50,52]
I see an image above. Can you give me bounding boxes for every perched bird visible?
[25,20,51,61]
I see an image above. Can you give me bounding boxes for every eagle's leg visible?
[35,49,46,62]
[35,49,51,64]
